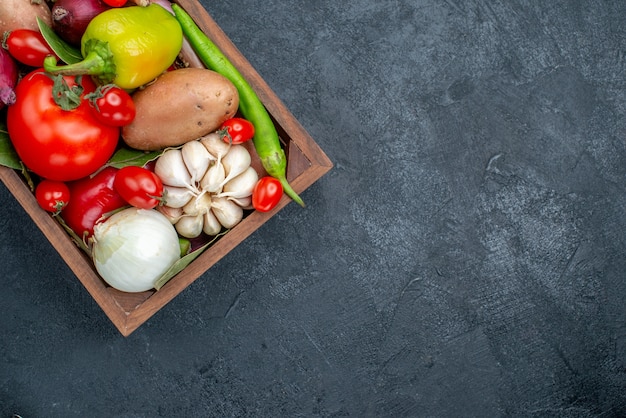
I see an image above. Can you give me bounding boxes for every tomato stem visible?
[49,74,84,111]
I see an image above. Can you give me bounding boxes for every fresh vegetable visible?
[0,48,18,109]
[114,166,164,210]
[0,0,53,34]
[60,167,127,238]
[252,176,283,212]
[121,67,239,151]
[217,166,258,199]
[43,4,183,90]
[6,69,119,181]
[87,84,136,127]
[150,0,205,69]
[4,29,58,67]
[154,134,257,238]
[104,0,130,6]
[215,144,251,189]
[172,3,304,207]
[51,0,111,46]
[35,180,71,213]
[220,117,255,145]
[92,207,181,293]
[210,197,243,229]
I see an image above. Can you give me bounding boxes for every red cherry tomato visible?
[6,69,119,182]
[88,84,136,127]
[5,29,58,67]
[35,180,70,213]
[102,0,127,6]
[252,176,283,212]
[113,166,164,209]
[61,167,127,238]
[220,117,255,144]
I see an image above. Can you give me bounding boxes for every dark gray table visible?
[2,0,625,416]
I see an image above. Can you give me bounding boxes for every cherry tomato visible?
[220,117,255,144]
[102,0,127,6]
[61,167,127,238]
[113,166,164,209]
[252,176,283,212]
[6,69,119,182]
[5,29,58,67]
[88,84,136,127]
[35,180,70,213]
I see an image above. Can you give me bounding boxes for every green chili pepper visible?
[43,5,182,90]
[171,4,305,208]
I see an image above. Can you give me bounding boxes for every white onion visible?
[92,208,181,293]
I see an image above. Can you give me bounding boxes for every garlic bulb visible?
[154,134,257,238]
[92,208,181,293]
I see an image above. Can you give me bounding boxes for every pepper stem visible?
[43,39,117,86]
[260,150,306,207]
[278,175,306,208]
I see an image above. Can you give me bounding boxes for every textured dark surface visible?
[1,0,625,416]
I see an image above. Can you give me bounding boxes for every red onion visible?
[149,0,174,14]
[0,48,18,109]
[52,0,111,46]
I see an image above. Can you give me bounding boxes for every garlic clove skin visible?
[157,205,184,224]
[181,140,212,184]
[228,196,252,209]
[203,209,222,236]
[218,166,258,199]
[200,132,231,161]
[175,214,204,238]
[218,145,251,189]
[211,196,243,229]
[154,149,193,189]
[182,192,212,217]
[199,161,225,194]
[162,185,194,208]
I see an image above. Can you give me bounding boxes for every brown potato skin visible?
[0,0,53,33]
[122,68,239,151]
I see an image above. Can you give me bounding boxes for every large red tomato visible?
[6,69,119,181]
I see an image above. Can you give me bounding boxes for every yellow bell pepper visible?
[44,4,182,90]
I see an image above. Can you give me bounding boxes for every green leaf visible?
[37,17,82,65]
[106,147,163,169]
[0,122,21,170]
[154,230,229,290]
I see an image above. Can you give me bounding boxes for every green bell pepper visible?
[44,4,182,90]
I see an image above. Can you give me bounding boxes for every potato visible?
[122,68,239,151]
[0,0,52,34]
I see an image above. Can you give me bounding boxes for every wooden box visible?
[0,0,332,336]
